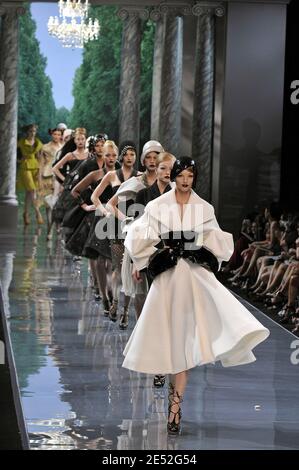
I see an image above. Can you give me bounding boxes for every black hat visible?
[88,134,108,152]
[170,156,197,188]
[119,140,137,162]
[95,133,108,142]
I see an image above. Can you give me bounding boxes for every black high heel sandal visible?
[119,306,129,330]
[94,287,101,301]
[167,388,183,436]
[109,300,118,322]
[108,289,113,304]
[153,375,165,388]
[103,298,110,317]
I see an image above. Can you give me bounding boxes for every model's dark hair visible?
[48,127,63,136]
[119,140,137,162]
[22,123,38,133]
[59,137,76,159]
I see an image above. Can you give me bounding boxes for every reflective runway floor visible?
[1,224,299,450]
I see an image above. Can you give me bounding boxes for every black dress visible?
[83,168,137,262]
[135,181,172,216]
[52,155,89,224]
[82,181,114,260]
[65,169,109,258]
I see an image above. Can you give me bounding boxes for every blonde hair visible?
[103,141,119,156]
[105,139,116,146]
[74,127,87,137]
[156,152,176,166]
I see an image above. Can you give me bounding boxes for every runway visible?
[1,225,299,450]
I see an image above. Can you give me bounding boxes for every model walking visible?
[91,142,140,325]
[39,127,63,238]
[17,124,44,225]
[71,140,118,312]
[123,157,270,435]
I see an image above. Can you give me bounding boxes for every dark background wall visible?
[215,2,287,235]
[280,0,299,213]
[181,14,197,156]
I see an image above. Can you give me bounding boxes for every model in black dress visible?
[70,145,118,312]
[91,141,141,326]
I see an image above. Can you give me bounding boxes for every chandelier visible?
[58,0,89,19]
[48,1,100,49]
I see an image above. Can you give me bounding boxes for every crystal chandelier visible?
[58,0,89,19]
[48,1,100,49]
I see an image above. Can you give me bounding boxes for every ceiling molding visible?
[0,0,291,5]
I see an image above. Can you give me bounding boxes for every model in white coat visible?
[122,157,270,435]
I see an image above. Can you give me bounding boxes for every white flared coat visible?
[122,189,270,374]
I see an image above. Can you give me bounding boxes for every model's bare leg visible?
[46,207,53,239]
[168,370,188,431]
[96,256,109,300]
[111,269,121,303]
[24,190,32,213]
[95,257,112,315]
[89,259,98,290]
[110,241,131,324]
[174,370,188,397]
[105,259,113,303]
[24,190,35,224]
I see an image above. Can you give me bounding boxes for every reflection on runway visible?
[1,225,299,450]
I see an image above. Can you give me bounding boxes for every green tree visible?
[55,107,71,127]
[70,6,122,140]
[18,5,57,143]
[70,6,155,146]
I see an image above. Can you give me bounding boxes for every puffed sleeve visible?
[197,210,234,271]
[124,203,161,271]
[115,177,146,202]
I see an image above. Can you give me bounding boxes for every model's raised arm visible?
[72,170,101,200]
[91,171,112,216]
[71,170,101,211]
[106,194,127,222]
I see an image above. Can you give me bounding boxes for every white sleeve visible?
[124,204,161,271]
[115,177,146,202]
[197,211,234,271]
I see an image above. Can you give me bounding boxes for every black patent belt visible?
[147,245,218,280]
